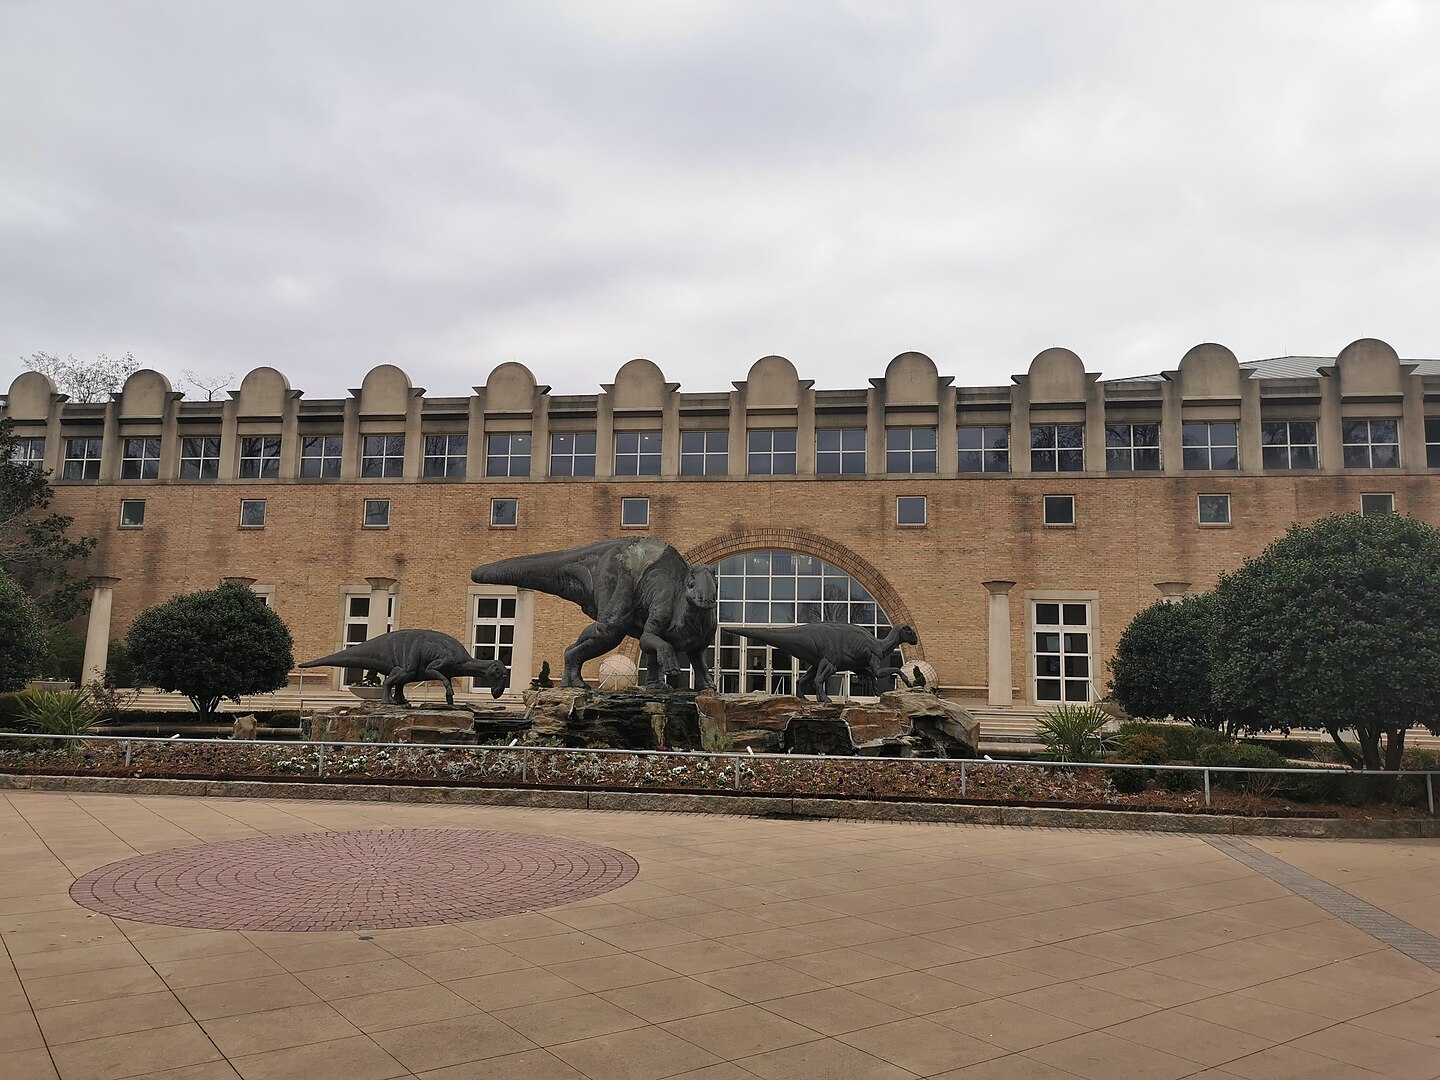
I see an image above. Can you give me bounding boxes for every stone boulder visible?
[310,703,482,744]
[523,688,703,750]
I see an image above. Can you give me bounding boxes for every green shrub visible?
[0,574,46,692]
[1036,703,1116,763]
[104,638,138,687]
[1197,743,1288,795]
[1108,766,1150,794]
[1109,594,1219,725]
[1400,747,1438,771]
[1116,722,1231,763]
[0,690,28,731]
[1113,732,1170,765]
[40,624,85,683]
[127,582,294,716]
[1156,761,1202,793]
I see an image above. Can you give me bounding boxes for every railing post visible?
[124,739,132,767]
[733,758,740,791]
[1203,768,1211,807]
[317,740,325,778]
[960,760,967,797]
[1428,773,1435,817]
[522,747,529,783]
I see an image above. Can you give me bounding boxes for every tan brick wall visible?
[56,473,1440,700]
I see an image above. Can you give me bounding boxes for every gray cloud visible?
[2,0,1437,397]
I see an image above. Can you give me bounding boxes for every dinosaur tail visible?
[730,625,810,650]
[300,645,374,669]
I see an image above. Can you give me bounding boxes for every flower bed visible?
[0,736,1433,820]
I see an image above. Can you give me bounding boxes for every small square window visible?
[621,496,650,528]
[896,496,927,526]
[1361,492,1395,516]
[1043,494,1075,526]
[239,499,267,528]
[490,498,518,528]
[363,499,390,528]
[119,500,145,528]
[1198,494,1231,525]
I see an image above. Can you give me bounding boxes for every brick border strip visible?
[2,773,1435,838]
[1206,836,1440,971]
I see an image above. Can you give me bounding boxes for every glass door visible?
[1033,601,1092,703]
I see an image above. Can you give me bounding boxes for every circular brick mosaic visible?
[69,829,639,932]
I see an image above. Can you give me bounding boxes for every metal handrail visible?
[1,730,1434,814]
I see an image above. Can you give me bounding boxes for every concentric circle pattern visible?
[69,829,639,931]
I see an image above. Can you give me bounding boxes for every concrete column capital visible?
[222,576,257,587]
[1154,581,1191,603]
[91,576,121,590]
[364,576,397,591]
[981,579,1017,595]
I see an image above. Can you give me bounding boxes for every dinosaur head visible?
[685,564,718,610]
[459,658,509,698]
[896,624,919,646]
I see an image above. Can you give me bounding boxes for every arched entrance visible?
[634,529,920,698]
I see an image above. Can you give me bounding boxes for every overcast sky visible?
[2,1,1436,398]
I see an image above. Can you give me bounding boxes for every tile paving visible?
[0,790,1436,1080]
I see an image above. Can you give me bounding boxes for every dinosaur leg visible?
[637,624,682,689]
[873,665,915,689]
[563,621,628,689]
[688,650,715,692]
[425,666,455,706]
[811,659,837,703]
[795,665,816,700]
[382,668,412,707]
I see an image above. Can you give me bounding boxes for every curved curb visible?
[0,772,1433,839]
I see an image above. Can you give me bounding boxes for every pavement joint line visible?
[1204,835,1440,971]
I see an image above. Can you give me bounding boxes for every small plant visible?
[701,727,735,753]
[1036,702,1116,762]
[18,688,104,743]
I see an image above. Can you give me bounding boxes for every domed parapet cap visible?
[602,358,680,408]
[1012,347,1099,401]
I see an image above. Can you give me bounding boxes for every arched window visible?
[654,550,904,698]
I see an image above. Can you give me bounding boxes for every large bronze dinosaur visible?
[733,622,919,702]
[472,537,718,690]
[300,630,508,706]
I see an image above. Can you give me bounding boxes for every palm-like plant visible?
[1035,702,1116,762]
[18,688,103,738]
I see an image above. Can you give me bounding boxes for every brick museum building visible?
[4,337,1438,707]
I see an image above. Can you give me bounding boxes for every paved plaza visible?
[1,792,1438,1080]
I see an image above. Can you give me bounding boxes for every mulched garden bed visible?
[1,739,1431,821]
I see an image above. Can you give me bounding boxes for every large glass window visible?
[1033,601,1092,703]
[362,435,405,477]
[1182,422,1238,470]
[1342,419,1400,469]
[424,434,467,478]
[1428,417,1440,469]
[180,436,221,480]
[1104,424,1160,472]
[10,437,44,468]
[615,431,662,476]
[707,550,901,699]
[957,426,1009,473]
[886,427,936,474]
[1261,421,1318,470]
[816,428,866,475]
[747,429,796,475]
[550,432,596,476]
[1030,425,1084,472]
[486,433,531,477]
[62,437,103,481]
[239,436,281,479]
[120,437,161,480]
[300,435,343,478]
[680,430,728,476]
